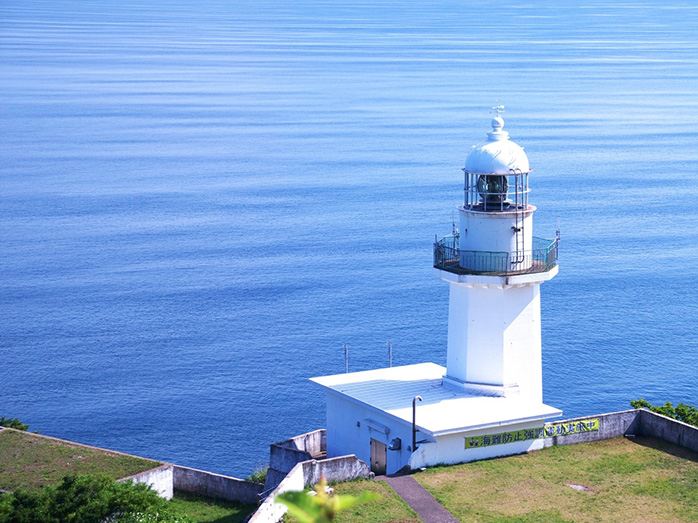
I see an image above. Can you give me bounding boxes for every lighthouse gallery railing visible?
[434,235,558,276]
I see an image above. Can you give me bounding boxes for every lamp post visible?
[412,395,423,451]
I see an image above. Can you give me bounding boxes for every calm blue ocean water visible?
[1,0,698,477]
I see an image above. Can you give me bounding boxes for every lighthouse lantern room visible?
[312,109,561,475]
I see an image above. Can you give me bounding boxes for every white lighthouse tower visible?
[435,106,559,403]
[312,110,561,475]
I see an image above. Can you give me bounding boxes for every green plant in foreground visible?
[276,477,380,523]
[631,399,698,427]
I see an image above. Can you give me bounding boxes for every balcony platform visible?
[434,236,558,278]
[435,264,558,287]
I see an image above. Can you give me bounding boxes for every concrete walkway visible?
[376,474,460,523]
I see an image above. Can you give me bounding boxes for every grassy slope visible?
[283,479,420,523]
[416,436,698,523]
[0,428,159,491]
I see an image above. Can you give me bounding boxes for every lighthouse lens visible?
[477,175,508,204]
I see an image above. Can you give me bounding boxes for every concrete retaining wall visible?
[301,455,371,488]
[249,461,305,523]
[250,454,370,523]
[119,464,174,500]
[266,445,312,491]
[277,429,326,455]
[540,409,698,455]
[269,429,326,472]
[639,409,698,452]
[542,409,641,448]
[265,429,326,492]
[173,465,264,504]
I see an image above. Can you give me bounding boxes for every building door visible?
[370,438,387,475]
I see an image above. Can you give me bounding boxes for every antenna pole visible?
[387,341,392,368]
[344,342,349,373]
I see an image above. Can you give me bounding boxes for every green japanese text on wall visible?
[464,419,600,449]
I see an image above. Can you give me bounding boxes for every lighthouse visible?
[312,110,561,475]
[435,107,559,402]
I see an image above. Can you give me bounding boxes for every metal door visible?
[370,438,387,475]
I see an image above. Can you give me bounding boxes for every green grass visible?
[168,490,255,523]
[283,479,420,523]
[415,437,698,522]
[0,428,159,491]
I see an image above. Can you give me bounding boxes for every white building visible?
[311,111,561,475]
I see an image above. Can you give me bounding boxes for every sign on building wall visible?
[464,419,599,449]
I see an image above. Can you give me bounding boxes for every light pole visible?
[412,395,423,451]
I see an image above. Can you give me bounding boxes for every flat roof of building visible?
[311,362,562,436]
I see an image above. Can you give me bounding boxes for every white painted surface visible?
[249,462,305,523]
[313,364,560,437]
[409,419,547,469]
[119,464,174,500]
[321,378,555,474]
[436,264,558,287]
[459,206,534,271]
[325,392,414,474]
[445,282,543,402]
[464,116,529,175]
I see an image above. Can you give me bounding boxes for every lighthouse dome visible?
[465,116,530,174]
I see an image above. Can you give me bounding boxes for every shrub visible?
[631,399,698,427]
[246,465,268,484]
[0,474,191,523]
[0,418,29,432]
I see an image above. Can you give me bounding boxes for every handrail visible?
[434,235,558,276]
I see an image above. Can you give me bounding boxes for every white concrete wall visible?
[265,429,326,492]
[409,419,546,469]
[503,285,542,402]
[250,455,370,523]
[301,455,370,488]
[325,393,414,475]
[446,282,542,402]
[249,461,305,523]
[173,465,263,504]
[119,464,174,500]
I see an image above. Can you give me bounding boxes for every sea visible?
[1,0,698,478]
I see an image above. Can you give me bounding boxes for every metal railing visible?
[434,235,558,276]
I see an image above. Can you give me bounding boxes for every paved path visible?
[376,474,460,523]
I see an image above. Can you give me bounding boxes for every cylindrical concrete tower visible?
[434,110,559,403]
